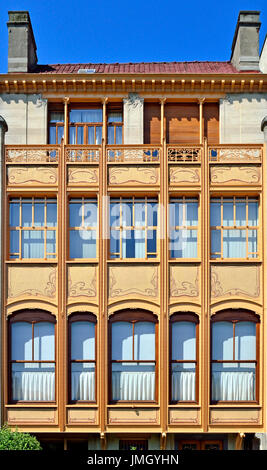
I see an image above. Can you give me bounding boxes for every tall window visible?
[69,198,97,259]
[69,108,102,145]
[107,110,123,144]
[9,311,56,402]
[110,197,158,259]
[169,198,198,258]
[109,311,158,402]
[69,313,96,402]
[48,111,64,144]
[211,310,259,402]
[9,197,57,260]
[170,314,198,402]
[210,197,259,259]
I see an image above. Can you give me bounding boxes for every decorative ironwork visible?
[107,146,160,163]
[65,146,100,162]
[168,147,202,162]
[5,146,59,163]
[209,147,262,162]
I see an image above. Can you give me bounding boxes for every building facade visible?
[0,10,267,451]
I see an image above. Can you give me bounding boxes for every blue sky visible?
[0,0,266,73]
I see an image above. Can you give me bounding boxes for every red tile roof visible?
[33,61,260,74]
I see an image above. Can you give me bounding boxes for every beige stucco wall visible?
[220,93,267,143]
[123,93,144,144]
[0,93,47,144]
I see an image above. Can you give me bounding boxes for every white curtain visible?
[71,370,95,401]
[135,202,146,258]
[112,370,155,401]
[169,200,198,258]
[12,367,55,401]
[212,370,255,401]
[172,371,195,401]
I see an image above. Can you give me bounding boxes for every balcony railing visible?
[167,146,202,162]
[65,145,101,163]
[5,145,60,163]
[106,145,161,163]
[209,145,262,163]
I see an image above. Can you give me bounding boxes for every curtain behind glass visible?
[172,322,196,401]
[71,321,95,401]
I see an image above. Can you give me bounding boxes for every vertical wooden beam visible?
[198,98,205,144]
[63,97,69,145]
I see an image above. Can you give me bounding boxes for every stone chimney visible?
[231,11,261,71]
[7,11,38,73]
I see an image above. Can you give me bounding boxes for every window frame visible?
[68,196,98,260]
[169,313,199,404]
[68,105,103,145]
[68,312,97,404]
[8,310,57,404]
[107,105,123,145]
[169,197,199,260]
[109,197,158,260]
[210,196,259,260]
[210,309,260,404]
[8,196,57,261]
[108,310,158,404]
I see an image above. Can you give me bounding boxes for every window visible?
[107,110,123,144]
[210,197,259,259]
[69,198,97,259]
[69,313,96,402]
[211,310,259,402]
[48,111,64,144]
[109,197,158,259]
[9,310,56,402]
[169,198,198,258]
[119,440,148,450]
[170,313,198,402]
[109,311,158,402]
[69,108,102,145]
[177,440,223,450]
[9,197,57,260]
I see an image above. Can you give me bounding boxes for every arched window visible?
[211,310,259,402]
[68,313,97,402]
[109,310,158,402]
[9,310,56,402]
[170,313,199,402]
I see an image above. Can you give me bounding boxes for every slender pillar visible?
[0,116,8,427]
[63,97,69,144]
[198,98,205,144]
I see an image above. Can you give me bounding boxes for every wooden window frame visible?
[48,106,64,144]
[68,312,97,404]
[169,313,199,404]
[210,196,259,260]
[119,439,148,450]
[109,197,158,260]
[8,310,57,404]
[109,310,158,404]
[107,105,123,145]
[68,197,98,261]
[178,439,223,450]
[68,105,103,145]
[169,197,199,260]
[210,309,260,404]
[8,196,57,261]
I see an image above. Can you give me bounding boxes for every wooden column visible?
[63,97,69,144]
[198,98,205,144]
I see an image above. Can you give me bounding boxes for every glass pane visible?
[147,229,157,255]
[110,202,120,227]
[112,322,132,361]
[172,363,195,401]
[77,126,83,145]
[147,201,158,226]
[69,202,82,227]
[134,322,155,360]
[71,322,95,360]
[57,125,64,143]
[248,230,257,256]
[171,229,197,258]
[10,202,20,226]
[223,200,234,226]
[21,202,32,227]
[110,230,120,258]
[185,202,198,226]
[108,112,122,123]
[22,230,44,258]
[122,202,133,226]
[134,202,146,227]
[46,230,56,256]
[11,322,32,361]
[69,230,96,258]
[112,363,155,400]
[223,229,246,258]
[122,230,135,258]
[235,201,246,226]
[116,125,122,144]
[34,203,44,227]
[212,322,233,360]
[235,322,256,361]
[95,126,102,144]
[248,201,258,226]
[49,112,64,123]
[69,126,76,144]
[107,126,114,145]
[70,109,102,123]
[49,126,56,144]
[212,363,255,401]
[10,230,19,255]
[12,363,55,401]
[210,201,221,226]
[47,202,57,227]
[84,202,97,227]
[71,363,95,401]
[172,322,196,360]
[34,323,55,361]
